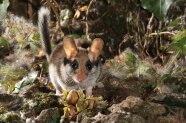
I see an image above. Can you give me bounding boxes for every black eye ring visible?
[71,60,78,70]
[86,60,93,71]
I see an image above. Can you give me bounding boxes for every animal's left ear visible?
[63,37,78,59]
[88,38,104,61]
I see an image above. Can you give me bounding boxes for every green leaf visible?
[0,0,9,20]
[60,9,72,27]
[125,52,136,67]
[173,29,186,42]
[30,32,40,42]
[81,35,91,42]
[107,0,117,6]
[51,112,60,123]
[141,0,176,21]
[135,62,150,76]
[0,36,8,47]
[162,18,180,31]
[171,37,186,55]
[66,34,80,39]
[170,29,186,55]
[12,71,38,93]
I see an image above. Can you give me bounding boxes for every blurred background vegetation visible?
[0,0,185,93]
[0,0,185,58]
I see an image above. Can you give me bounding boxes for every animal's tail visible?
[38,7,51,61]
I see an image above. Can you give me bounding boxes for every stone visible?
[0,94,23,111]
[35,107,61,123]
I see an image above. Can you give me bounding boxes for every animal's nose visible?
[77,70,87,83]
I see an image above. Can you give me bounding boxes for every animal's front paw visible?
[96,82,104,88]
[85,86,93,96]
[55,90,62,96]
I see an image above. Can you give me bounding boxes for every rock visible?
[0,112,24,123]
[108,96,144,113]
[101,96,167,122]
[35,107,61,123]
[8,0,42,24]
[100,113,129,123]
[80,116,94,123]
[125,114,145,123]
[0,94,23,111]
[150,93,186,108]
[94,76,143,104]
[22,92,61,118]
[80,112,145,123]
[79,96,146,123]
[142,102,166,117]
[157,115,183,123]
[0,84,7,94]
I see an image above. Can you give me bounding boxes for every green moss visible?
[22,93,58,115]
[42,61,49,73]
[0,66,28,81]
[34,93,55,108]
[5,113,21,123]
[0,114,4,121]
[29,32,42,50]
[22,103,29,112]
[0,105,6,114]
[35,93,50,106]
[0,65,28,92]
[11,26,19,35]
[32,32,40,41]
[0,36,8,47]
[51,112,60,123]
[0,112,23,123]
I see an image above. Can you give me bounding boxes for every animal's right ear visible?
[63,37,78,59]
[88,38,104,61]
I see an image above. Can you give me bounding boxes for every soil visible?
[0,69,186,122]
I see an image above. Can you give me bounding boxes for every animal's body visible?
[38,7,104,95]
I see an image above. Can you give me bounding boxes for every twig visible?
[147,13,154,31]
[43,0,63,43]
[85,0,96,35]
[148,31,175,37]
[118,33,130,54]
[161,53,179,74]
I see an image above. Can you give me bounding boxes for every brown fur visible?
[38,7,104,95]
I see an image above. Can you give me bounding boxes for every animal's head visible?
[63,37,104,83]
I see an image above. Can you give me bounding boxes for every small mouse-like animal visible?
[38,7,104,95]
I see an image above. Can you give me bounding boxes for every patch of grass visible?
[51,112,60,123]
[0,36,8,47]
[0,105,6,114]
[2,15,41,53]
[0,64,28,92]
[1,112,23,123]
[33,93,56,108]
[170,29,186,55]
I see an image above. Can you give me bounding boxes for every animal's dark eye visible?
[86,60,93,71]
[71,60,78,70]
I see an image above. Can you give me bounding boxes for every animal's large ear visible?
[89,38,104,61]
[63,37,78,59]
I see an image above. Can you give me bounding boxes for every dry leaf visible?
[74,10,81,19]
[79,6,88,12]
[66,90,79,105]
[87,99,95,109]
[68,105,77,117]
